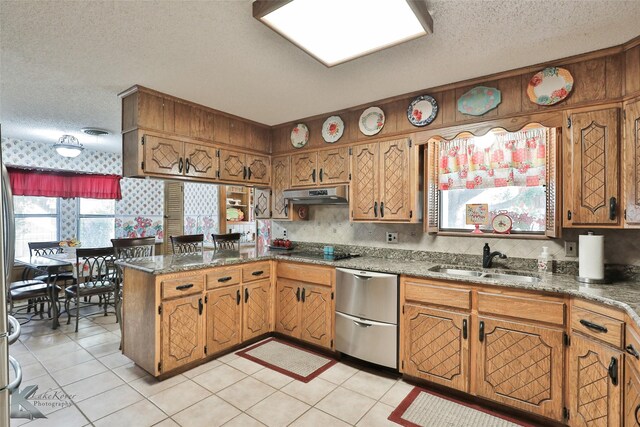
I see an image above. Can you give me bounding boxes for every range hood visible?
[283,185,348,205]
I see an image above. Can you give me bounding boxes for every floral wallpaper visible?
[184,183,219,243]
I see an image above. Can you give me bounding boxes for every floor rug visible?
[236,338,337,383]
[388,386,529,427]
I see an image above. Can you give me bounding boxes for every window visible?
[14,196,59,257]
[78,198,115,248]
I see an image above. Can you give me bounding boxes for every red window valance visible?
[7,166,122,200]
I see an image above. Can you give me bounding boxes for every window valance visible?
[7,166,122,200]
[438,128,547,190]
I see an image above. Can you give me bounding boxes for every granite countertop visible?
[117,248,640,327]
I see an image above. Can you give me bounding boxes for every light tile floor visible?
[9,310,414,427]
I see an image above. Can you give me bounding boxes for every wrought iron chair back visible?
[170,234,204,254]
[28,241,64,257]
[111,237,156,259]
[212,233,241,251]
[75,247,116,290]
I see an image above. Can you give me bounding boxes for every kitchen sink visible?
[482,273,541,284]
[429,265,541,283]
[428,266,484,277]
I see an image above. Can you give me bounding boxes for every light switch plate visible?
[565,241,577,257]
[386,232,398,244]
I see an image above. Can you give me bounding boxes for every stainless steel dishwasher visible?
[335,267,398,369]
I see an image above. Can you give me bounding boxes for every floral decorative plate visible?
[290,123,309,148]
[407,95,438,126]
[359,107,385,136]
[492,213,513,234]
[527,67,574,106]
[457,86,501,116]
[322,115,344,143]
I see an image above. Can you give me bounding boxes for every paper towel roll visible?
[579,233,605,280]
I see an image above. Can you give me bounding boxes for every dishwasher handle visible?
[336,311,394,327]
[353,274,372,280]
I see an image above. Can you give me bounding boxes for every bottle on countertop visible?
[537,246,553,273]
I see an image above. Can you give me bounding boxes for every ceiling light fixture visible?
[253,0,433,67]
[54,135,84,158]
[81,127,110,136]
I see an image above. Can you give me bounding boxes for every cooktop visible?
[274,250,359,261]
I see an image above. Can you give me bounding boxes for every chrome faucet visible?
[483,243,507,268]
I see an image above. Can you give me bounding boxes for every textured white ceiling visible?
[1,0,639,154]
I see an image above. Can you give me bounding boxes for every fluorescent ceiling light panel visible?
[255,0,432,67]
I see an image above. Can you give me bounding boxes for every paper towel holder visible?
[576,231,608,284]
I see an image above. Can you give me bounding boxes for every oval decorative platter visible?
[359,107,385,136]
[407,95,438,126]
[492,213,513,234]
[322,115,344,143]
[290,123,309,148]
[457,86,501,116]
[527,67,574,106]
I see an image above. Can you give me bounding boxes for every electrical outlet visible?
[565,241,577,257]
[282,229,288,238]
[386,232,398,244]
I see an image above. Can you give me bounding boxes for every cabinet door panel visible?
[477,316,564,421]
[190,109,215,141]
[271,156,291,219]
[379,139,412,221]
[144,135,183,176]
[247,154,271,184]
[161,295,204,373]
[300,284,332,349]
[275,279,301,339]
[624,99,640,226]
[403,304,469,392]
[318,148,349,185]
[291,152,318,187]
[625,359,640,427]
[566,107,620,226]
[174,101,192,136]
[184,143,217,179]
[242,280,271,341]
[254,188,271,219]
[138,92,164,130]
[229,119,247,146]
[206,286,241,355]
[569,334,622,427]
[219,149,247,182]
[351,144,379,220]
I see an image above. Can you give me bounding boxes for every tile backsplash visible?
[272,205,640,266]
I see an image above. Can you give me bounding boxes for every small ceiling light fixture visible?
[81,127,110,136]
[253,0,433,67]
[54,135,84,158]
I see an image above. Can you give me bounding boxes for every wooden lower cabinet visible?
[300,284,332,349]
[160,294,205,373]
[476,316,564,421]
[275,278,301,338]
[403,304,470,393]
[568,334,622,426]
[625,359,640,426]
[242,280,271,341]
[205,285,242,355]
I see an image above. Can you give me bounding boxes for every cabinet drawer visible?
[477,292,565,326]
[626,326,640,372]
[161,275,204,299]
[206,267,241,289]
[277,262,332,286]
[571,306,624,348]
[242,262,271,282]
[404,281,471,310]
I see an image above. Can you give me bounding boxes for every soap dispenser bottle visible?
[537,246,553,273]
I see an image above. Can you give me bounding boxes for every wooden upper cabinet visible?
[138,92,165,131]
[190,108,215,141]
[254,188,271,219]
[477,316,564,421]
[624,98,640,226]
[569,334,622,426]
[144,135,183,176]
[218,149,247,182]
[379,138,412,221]
[214,114,230,144]
[247,154,270,185]
[564,107,620,227]
[318,147,349,185]
[229,119,247,146]
[173,101,192,136]
[184,143,217,180]
[350,143,379,220]
[272,156,291,219]
[291,152,318,187]
[160,294,204,373]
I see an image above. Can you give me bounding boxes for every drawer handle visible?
[608,356,618,386]
[218,276,232,283]
[236,289,241,305]
[579,319,608,333]
[301,287,306,303]
[251,270,264,276]
[176,283,194,291]
[296,287,301,302]
[479,321,485,342]
[353,320,372,328]
[627,344,640,359]
[462,319,468,340]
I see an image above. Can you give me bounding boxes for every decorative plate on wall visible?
[322,115,345,143]
[359,107,385,136]
[290,123,310,148]
[457,86,501,116]
[527,67,574,106]
[407,95,438,126]
[492,213,513,234]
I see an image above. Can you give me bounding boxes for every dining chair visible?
[111,237,155,349]
[8,278,59,320]
[28,241,76,286]
[212,233,241,251]
[170,234,204,254]
[64,247,117,332]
